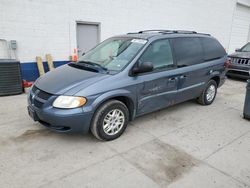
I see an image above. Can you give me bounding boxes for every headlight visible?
[53,96,87,109]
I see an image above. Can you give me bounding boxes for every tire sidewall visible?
[95,102,129,141]
[203,80,217,105]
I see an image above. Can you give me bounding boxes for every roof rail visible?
[127,30,210,36]
[164,30,197,34]
[138,30,171,33]
[127,30,169,34]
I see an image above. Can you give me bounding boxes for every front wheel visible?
[197,80,217,105]
[90,100,129,141]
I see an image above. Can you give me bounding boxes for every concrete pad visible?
[168,164,246,188]
[40,155,160,188]
[0,131,116,188]
[0,94,28,125]
[159,108,250,160]
[106,170,160,188]
[217,79,246,111]
[216,93,245,112]
[206,132,250,186]
[106,124,155,153]
[122,139,200,187]
[0,117,40,140]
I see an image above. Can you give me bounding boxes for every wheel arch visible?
[92,90,136,121]
[210,75,220,86]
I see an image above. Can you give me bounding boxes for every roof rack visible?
[127,30,210,36]
[138,30,197,34]
[138,30,172,33]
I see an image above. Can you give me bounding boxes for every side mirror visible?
[132,62,153,75]
[235,48,241,52]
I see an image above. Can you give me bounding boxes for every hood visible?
[229,51,250,59]
[35,64,110,95]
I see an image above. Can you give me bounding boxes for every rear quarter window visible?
[200,37,226,61]
[172,37,203,67]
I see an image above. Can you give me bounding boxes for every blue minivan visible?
[28,30,228,140]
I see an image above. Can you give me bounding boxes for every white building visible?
[1,0,250,80]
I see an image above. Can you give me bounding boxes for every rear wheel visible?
[197,80,217,105]
[90,100,129,141]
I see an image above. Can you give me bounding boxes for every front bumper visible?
[226,64,250,79]
[27,86,94,133]
[28,104,93,133]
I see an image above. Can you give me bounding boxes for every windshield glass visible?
[78,38,147,73]
[241,43,250,52]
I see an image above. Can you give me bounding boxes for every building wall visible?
[1,0,250,80]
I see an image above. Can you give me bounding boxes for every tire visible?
[197,80,217,105]
[90,100,129,141]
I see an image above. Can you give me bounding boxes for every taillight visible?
[224,58,231,69]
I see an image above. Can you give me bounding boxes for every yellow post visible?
[46,54,54,71]
[36,56,45,76]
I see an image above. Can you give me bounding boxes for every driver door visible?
[134,39,178,115]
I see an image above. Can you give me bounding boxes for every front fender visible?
[91,89,137,118]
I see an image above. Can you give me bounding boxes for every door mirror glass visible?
[132,62,153,75]
[235,48,241,52]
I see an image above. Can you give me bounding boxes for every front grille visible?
[30,85,53,108]
[231,58,250,65]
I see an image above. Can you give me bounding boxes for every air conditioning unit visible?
[0,59,23,96]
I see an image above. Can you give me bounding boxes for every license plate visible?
[27,106,38,121]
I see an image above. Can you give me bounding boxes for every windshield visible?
[241,42,250,52]
[77,38,147,73]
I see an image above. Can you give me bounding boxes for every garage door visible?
[229,3,250,53]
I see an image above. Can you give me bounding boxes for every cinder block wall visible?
[0,0,242,80]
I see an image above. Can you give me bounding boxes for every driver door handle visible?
[168,77,177,81]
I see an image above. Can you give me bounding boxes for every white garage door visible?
[229,3,250,53]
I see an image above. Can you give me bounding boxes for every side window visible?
[173,37,203,67]
[200,37,226,61]
[139,39,174,71]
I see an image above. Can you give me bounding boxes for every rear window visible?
[172,37,203,67]
[200,37,226,61]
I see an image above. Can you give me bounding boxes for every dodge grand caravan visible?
[28,30,228,141]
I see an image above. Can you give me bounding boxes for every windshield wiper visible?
[77,60,108,71]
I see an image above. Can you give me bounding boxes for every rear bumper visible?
[28,104,94,133]
[226,64,250,79]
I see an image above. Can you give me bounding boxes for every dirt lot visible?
[0,79,250,188]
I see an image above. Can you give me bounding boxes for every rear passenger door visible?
[172,37,208,103]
